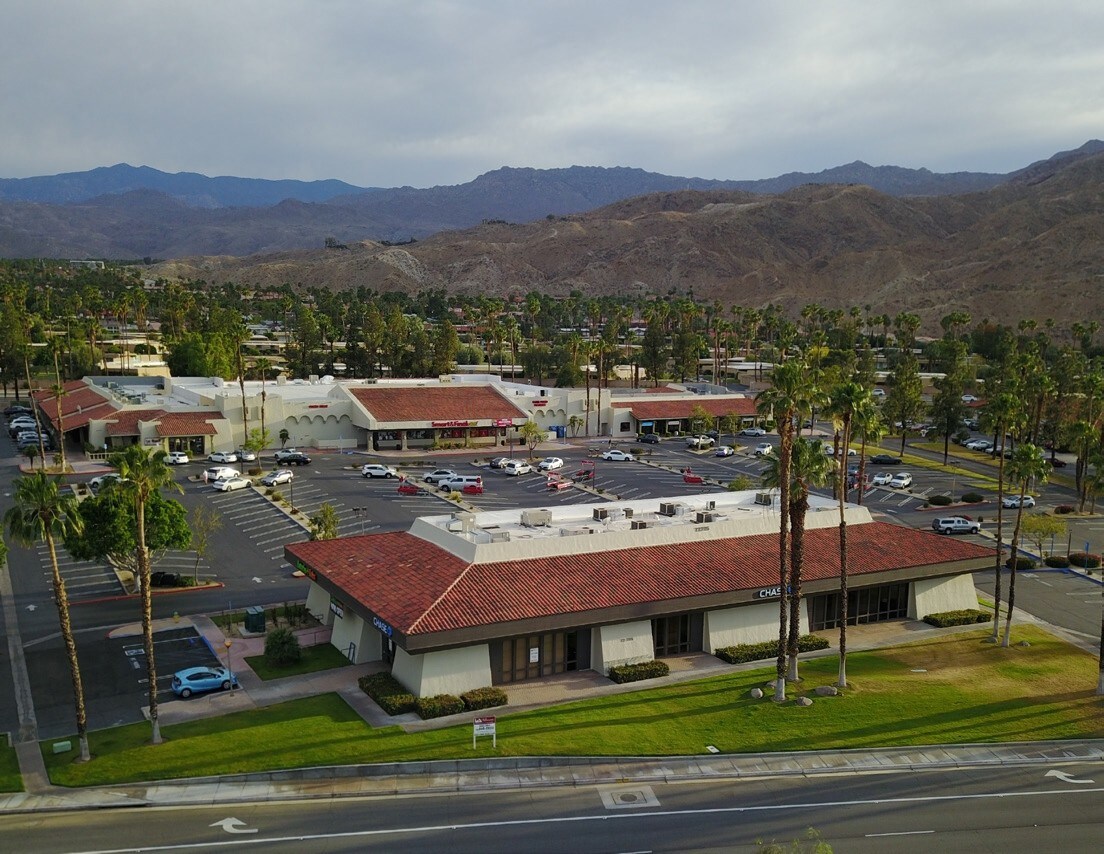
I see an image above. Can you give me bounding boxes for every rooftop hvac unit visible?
[560,527,590,537]
[631,519,649,530]
[754,492,773,506]
[489,531,511,543]
[521,509,553,527]
[673,504,689,516]
[705,500,716,510]
[658,502,679,517]
[695,511,715,524]
[593,508,610,521]
[623,508,634,519]
[452,511,477,532]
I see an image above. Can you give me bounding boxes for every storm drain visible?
[599,785,660,810]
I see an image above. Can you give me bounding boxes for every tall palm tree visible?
[755,359,810,701]
[982,391,1023,641]
[761,437,833,681]
[254,356,273,451]
[825,380,874,688]
[5,472,89,760]
[1002,443,1050,648]
[853,403,886,507]
[111,445,181,744]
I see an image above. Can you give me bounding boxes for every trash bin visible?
[244,605,266,633]
[553,425,566,439]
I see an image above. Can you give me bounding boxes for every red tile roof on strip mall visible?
[287,521,992,638]
[33,384,118,430]
[154,411,222,437]
[104,408,167,436]
[348,385,528,422]
[611,397,757,420]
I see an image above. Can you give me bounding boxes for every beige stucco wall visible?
[391,644,492,697]
[304,582,334,626]
[703,599,807,653]
[589,620,654,674]
[329,610,381,665]
[909,574,978,619]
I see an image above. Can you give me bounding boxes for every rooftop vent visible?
[754,492,773,506]
[695,511,716,524]
[521,509,553,527]
[659,502,679,517]
[489,531,511,543]
[593,507,610,521]
[631,519,649,530]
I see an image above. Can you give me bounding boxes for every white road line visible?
[866,830,934,837]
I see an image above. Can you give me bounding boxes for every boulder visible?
[814,685,838,697]
[749,687,764,699]
[795,696,813,706]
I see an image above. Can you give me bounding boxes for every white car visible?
[208,451,238,464]
[423,468,459,485]
[889,472,913,489]
[502,460,533,476]
[753,443,774,456]
[871,388,886,398]
[871,471,894,486]
[166,451,190,465]
[824,446,858,456]
[89,473,124,493]
[600,449,633,461]
[212,476,251,492]
[715,445,735,457]
[204,466,241,482]
[260,469,294,486]
[361,464,398,479]
[1002,495,1036,509]
[235,448,258,462]
[738,427,767,437]
[538,457,564,471]
[965,439,992,451]
[961,394,979,403]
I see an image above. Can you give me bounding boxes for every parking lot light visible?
[224,639,233,689]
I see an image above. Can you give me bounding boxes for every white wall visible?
[704,600,806,652]
[304,583,333,626]
[590,620,654,674]
[329,611,381,664]
[909,574,978,619]
[391,645,492,697]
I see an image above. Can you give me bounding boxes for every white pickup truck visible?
[685,435,715,449]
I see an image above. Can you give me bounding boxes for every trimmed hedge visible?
[1004,556,1037,570]
[1069,552,1102,568]
[715,634,830,665]
[927,494,953,506]
[1054,504,1075,515]
[358,672,416,716]
[608,660,670,683]
[922,609,990,627]
[416,694,466,719]
[1044,555,1071,568]
[961,492,984,503]
[461,686,508,711]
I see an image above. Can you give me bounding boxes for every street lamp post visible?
[224,639,234,690]
[353,507,367,535]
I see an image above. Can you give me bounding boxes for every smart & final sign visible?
[473,715,497,748]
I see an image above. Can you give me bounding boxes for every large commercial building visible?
[286,491,993,698]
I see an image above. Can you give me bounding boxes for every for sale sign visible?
[473,715,497,748]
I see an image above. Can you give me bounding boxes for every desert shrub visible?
[1054,504,1075,515]
[1068,552,1102,568]
[715,634,830,664]
[961,492,984,503]
[727,475,755,491]
[922,609,990,627]
[461,686,508,711]
[358,673,416,716]
[263,627,301,667]
[1004,556,1036,570]
[928,494,953,506]
[608,660,670,683]
[416,694,465,719]
[1044,555,1071,568]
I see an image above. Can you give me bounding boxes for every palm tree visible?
[5,472,90,760]
[982,391,1024,641]
[755,359,810,701]
[761,436,833,682]
[1002,443,1050,647]
[853,403,887,507]
[254,356,273,452]
[111,445,181,744]
[825,380,874,688]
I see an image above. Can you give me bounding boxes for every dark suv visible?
[637,433,661,444]
[278,452,311,466]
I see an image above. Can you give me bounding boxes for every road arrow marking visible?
[1045,769,1095,784]
[26,604,36,611]
[252,576,263,583]
[210,818,258,834]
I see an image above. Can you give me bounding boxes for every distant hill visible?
[152,148,1104,333]
[5,143,1101,259]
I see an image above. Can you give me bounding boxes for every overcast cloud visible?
[3,1,1102,187]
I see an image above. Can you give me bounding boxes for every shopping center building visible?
[286,491,993,698]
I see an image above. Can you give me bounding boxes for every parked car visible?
[931,516,981,535]
[636,433,661,444]
[871,471,894,486]
[166,451,190,465]
[824,446,858,456]
[1048,457,1068,468]
[714,445,735,457]
[871,388,886,398]
[150,571,182,588]
[961,394,979,403]
[360,463,398,478]
[1002,495,1036,509]
[538,457,564,471]
[889,472,913,489]
[423,468,459,485]
[3,405,32,418]
[869,454,902,465]
[171,666,237,698]
[208,450,238,464]
[260,469,294,486]
[212,476,251,492]
[274,448,302,462]
[442,474,484,491]
[279,452,312,466]
[601,449,633,461]
[488,456,510,468]
[203,466,241,482]
[502,460,533,476]
[686,435,715,449]
[89,473,124,492]
[235,448,258,462]
[753,443,774,456]
[965,439,992,451]
[738,426,767,437]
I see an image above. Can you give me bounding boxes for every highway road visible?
[1,763,1101,852]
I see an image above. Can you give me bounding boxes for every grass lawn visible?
[0,744,22,793]
[244,643,354,680]
[42,626,1103,788]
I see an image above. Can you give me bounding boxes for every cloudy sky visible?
[4,1,1102,188]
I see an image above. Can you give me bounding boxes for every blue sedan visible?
[171,666,237,698]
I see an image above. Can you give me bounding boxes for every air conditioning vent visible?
[623,508,634,519]
[521,509,552,527]
[631,519,649,530]
[593,508,609,521]
[695,511,715,523]
[659,502,678,516]
[489,531,511,543]
[754,492,773,506]
[705,500,716,510]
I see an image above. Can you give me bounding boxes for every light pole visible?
[224,639,234,690]
[353,506,367,535]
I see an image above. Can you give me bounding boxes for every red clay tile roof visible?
[611,397,757,420]
[104,408,167,436]
[349,385,528,423]
[287,521,992,638]
[33,384,119,431]
[154,411,222,437]
[54,402,119,431]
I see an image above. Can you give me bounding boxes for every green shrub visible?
[358,673,416,716]
[1004,556,1036,570]
[263,627,301,667]
[961,492,984,503]
[715,634,830,664]
[461,686,508,711]
[608,660,670,683]
[1044,555,1071,568]
[416,694,465,719]
[1054,504,1075,515]
[922,609,990,627]
[928,494,953,506]
[1068,552,1102,568]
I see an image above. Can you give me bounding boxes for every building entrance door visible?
[497,631,578,684]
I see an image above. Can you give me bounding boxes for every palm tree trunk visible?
[837,419,852,688]
[137,521,161,743]
[992,431,1006,641]
[47,534,90,761]
[774,419,792,702]
[786,495,806,682]
[1002,497,1027,648]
